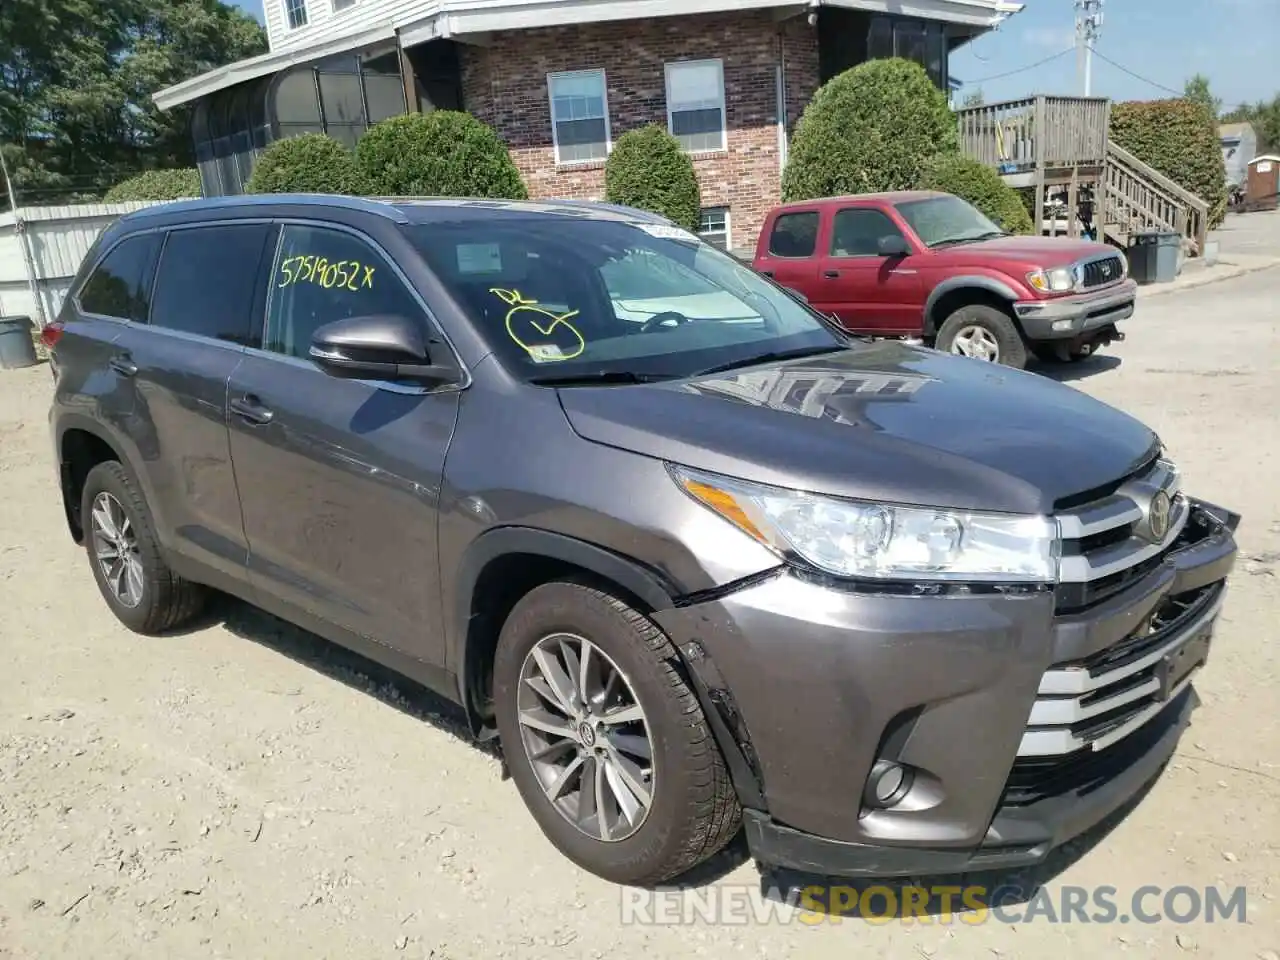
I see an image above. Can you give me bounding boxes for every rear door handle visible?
[109,355,138,377]
[759,270,774,277]
[823,270,841,279]
[230,395,274,425]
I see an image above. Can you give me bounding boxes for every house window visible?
[548,70,610,164]
[698,207,731,250]
[332,0,356,9]
[665,59,726,153]
[284,0,308,29]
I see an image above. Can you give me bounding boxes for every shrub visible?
[355,111,527,199]
[1110,99,1228,228]
[603,125,701,231]
[783,58,958,202]
[245,133,362,195]
[104,169,202,202]
[915,154,1034,234]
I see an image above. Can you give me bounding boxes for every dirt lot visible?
[1,269,1277,959]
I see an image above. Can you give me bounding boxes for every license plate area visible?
[1155,623,1213,701]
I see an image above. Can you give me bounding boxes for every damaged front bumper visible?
[654,500,1239,878]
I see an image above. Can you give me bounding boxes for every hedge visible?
[355,111,527,199]
[104,169,202,202]
[783,58,958,202]
[1110,99,1228,228]
[603,125,701,232]
[245,133,362,195]
[915,154,1034,235]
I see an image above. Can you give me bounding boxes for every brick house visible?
[155,0,1022,252]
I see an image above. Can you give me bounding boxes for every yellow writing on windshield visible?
[490,287,585,361]
[278,255,375,291]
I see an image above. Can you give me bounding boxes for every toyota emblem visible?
[1149,490,1172,540]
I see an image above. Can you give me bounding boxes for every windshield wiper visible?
[691,344,847,378]
[528,370,671,387]
[929,230,1007,248]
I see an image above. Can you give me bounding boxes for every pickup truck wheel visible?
[937,305,1028,369]
[81,461,206,635]
[493,581,741,885]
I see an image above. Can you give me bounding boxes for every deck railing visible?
[1103,142,1211,255]
[955,96,1110,171]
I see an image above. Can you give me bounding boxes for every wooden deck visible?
[955,96,1211,255]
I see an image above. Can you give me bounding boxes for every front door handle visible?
[759,270,774,277]
[109,355,138,377]
[230,395,274,425]
[823,270,841,279]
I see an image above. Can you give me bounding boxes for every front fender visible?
[924,275,1021,335]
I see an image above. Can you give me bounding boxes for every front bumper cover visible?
[1014,279,1138,341]
[654,499,1238,879]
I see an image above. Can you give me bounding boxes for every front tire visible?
[936,304,1028,369]
[493,581,741,885]
[81,461,205,635]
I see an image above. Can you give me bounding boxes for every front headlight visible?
[671,465,1058,583]
[1026,266,1076,293]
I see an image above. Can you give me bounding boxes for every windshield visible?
[403,217,845,382]
[896,195,1005,248]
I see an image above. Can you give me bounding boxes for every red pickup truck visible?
[752,191,1137,369]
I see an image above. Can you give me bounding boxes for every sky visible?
[232,0,1279,112]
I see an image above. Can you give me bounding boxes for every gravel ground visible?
[1,269,1277,959]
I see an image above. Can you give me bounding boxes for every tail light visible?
[40,321,64,349]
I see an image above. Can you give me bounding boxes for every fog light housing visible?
[1051,319,1074,332]
[863,760,914,809]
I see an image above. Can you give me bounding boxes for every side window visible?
[830,208,905,258]
[767,212,819,259]
[265,225,422,359]
[150,223,272,345]
[78,233,163,321]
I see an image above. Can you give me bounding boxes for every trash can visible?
[1127,232,1181,284]
[0,315,38,370]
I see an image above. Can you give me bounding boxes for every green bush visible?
[104,169,202,202]
[1110,99,1228,228]
[245,133,362,195]
[915,154,1034,234]
[603,125,701,232]
[355,111,527,199]
[783,58,958,202]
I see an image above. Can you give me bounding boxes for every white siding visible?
[0,202,171,325]
[267,0,442,52]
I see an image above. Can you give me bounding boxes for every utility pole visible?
[1075,0,1104,97]
[0,144,48,327]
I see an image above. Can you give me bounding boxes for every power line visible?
[967,46,1077,84]
[1090,49,1181,96]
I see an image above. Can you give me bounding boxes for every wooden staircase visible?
[955,97,1212,256]
[1101,142,1210,256]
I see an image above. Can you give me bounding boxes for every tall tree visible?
[1184,74,1222,119]
[0,0,266,204]
[1223,96,1280,153]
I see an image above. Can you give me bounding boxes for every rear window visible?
[78,233,163,321]
[150,224,272,345]
[767,212,819,258]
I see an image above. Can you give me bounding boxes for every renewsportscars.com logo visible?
[620,884,1249,927]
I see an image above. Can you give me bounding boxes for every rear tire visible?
[81,461,205,635]
[936,304,1028,369]
[493,581,741,885]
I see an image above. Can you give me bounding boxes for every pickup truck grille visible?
[1079,255,1125,289]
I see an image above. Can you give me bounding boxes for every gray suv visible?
[46,195,1240,886]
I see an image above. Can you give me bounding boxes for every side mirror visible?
[309,314,457,384]
[878,235,911,258]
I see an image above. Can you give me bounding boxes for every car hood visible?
[948,235,1113,266]
[556,342,1159,515]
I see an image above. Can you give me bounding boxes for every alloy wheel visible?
[950,325,1001,362]
[516,632,655,842]
[90,491,145,608]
